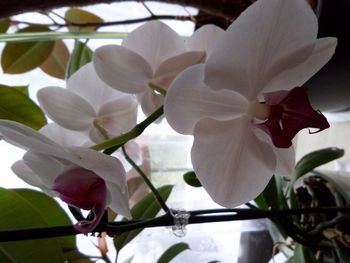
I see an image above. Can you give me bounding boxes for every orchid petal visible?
[11,160,48,189]
[186,24,224,56]
[205,0,318,99]
[136,91,164,118]
[68,63,125,110]
[106,183,131,219]
[264,37,338,93]
[254,129,295,176]
[192,117,276,207]
[0,120,69,159]
[69,146,128,193]
[40,123,91,148]
[38,87,96,131]
[122,21,185,71]
[97,96,138,135]
[164,65,247,135]
[22,150,64,188]
[93,45,153,94]
[153,51,206,87]
[274,147,295,176]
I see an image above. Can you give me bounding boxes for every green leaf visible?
[0,84,47,130]
[65,7,104,32]
[1,25,55,74]
[0,188,69,262]
[293,243,317,263]
[183,171,202,187]
[114,185,173,251]
[0,19,10,34]
[292,147,344,184]
[10,85,29,96]
[40,40,69,79]
[255,176,289,239]
[66,40,93,78]
[157,242,190,263]
[255,175,288,210]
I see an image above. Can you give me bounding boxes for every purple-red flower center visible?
[53,166,107,232]
[256,86,329,148]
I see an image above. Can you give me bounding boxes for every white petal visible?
[38,87,96,131]
[254,128,295,176]
[106,183,131,219]
[0,120,68,159]
[205,0,318,99]
[264,37,338,93]
[93,45,153,94]
[69,146,128,192]
[122,21,185,71]
[97,95,138,135]
[192,117,276,207]
[11,160,46,188]
[22,150,64,188]
[136,91,164,118]
[164,65,247,135]
[40,123,91,148]
[68,63,125,110]
[186,24,224,56]
[274,146,295,176]
[153,51,206,86]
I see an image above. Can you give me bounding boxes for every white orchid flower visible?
[0,121,131,232]
[164,0,337,207]
[93,21,215,117]
[37,63,138,143]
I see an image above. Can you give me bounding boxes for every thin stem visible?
[122,145,170,213]
[91,106,164,151]
[10,15,192,29]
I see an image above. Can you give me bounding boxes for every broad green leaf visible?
[292,147,344,184]
[0,188,67,262]
[0,19,10,34]
[255,176,289,239]
[65,8,104,32]
[1,25,54,74]
[9,85,29,96]
[183,171,202,187]
[157,242,190,263]
[40,40,69,79]
[293,243,317,263]
[255,176,288,210]
[66,40,93,79]
[0,84,47,130]
[114,185,173,251]
[0,31,127,43]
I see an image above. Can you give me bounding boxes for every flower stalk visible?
[91,106,164,152]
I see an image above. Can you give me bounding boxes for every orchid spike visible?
[164,0,337,207]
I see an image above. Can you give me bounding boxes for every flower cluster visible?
[0,0,337,232]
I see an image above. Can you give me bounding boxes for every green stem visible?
[121,145,170,213]
[91,106,164,152]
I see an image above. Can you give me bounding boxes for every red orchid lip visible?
[257,86,330,148]
[53,166,107,233]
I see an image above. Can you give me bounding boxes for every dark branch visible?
[0,0,255,20]
[0,207,349,243]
